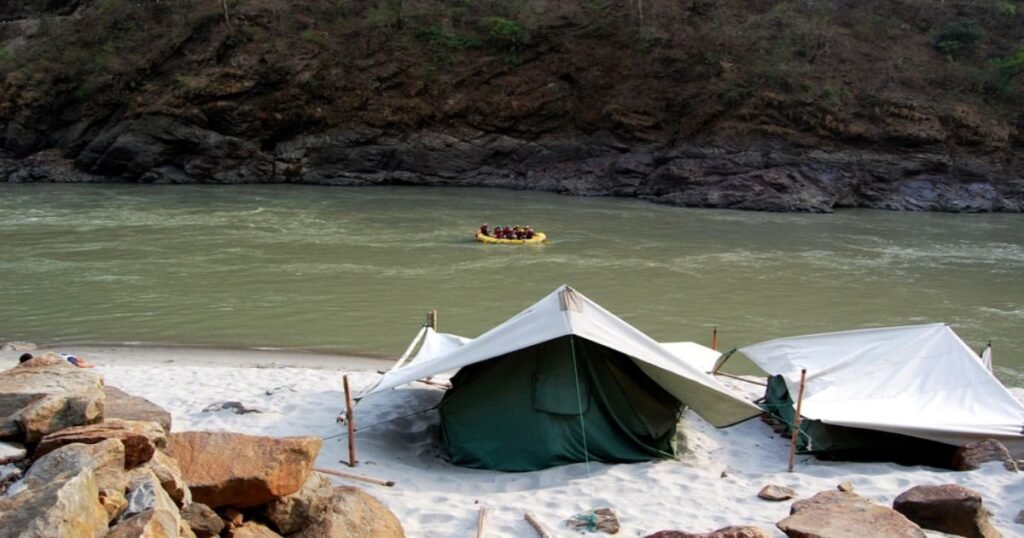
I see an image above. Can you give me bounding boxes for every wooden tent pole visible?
[343,375,356,467]
[711,326,718,350]
[428,310,438,331]
[787,368,808,472]
[715,371,767,387]
[476,507,488,538]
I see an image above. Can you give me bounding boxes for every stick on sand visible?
[476,506,488,538]
[315,467,395,487]
[524,512,552,538]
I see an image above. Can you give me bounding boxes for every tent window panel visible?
[532,338,590,416]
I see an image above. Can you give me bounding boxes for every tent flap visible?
[742,324,1024,447]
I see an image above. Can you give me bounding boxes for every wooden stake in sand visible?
[476,507,488,538]
[316,467,396,487]
[343,375,356,467]
[787,368,808,473]
[711,326,718,350]
[524,512,552,538]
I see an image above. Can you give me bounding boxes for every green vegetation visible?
[482,16,526,63]
[418,24,481,51]
[934,20,984,58]
[300,29,329,46]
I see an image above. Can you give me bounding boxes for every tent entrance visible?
[438,336,683,472]
[763,376,959,468]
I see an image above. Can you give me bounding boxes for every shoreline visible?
[0,343,396,371]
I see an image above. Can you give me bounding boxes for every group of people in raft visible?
[479,224,536,240]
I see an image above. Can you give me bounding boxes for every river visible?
[1,184,1022,385]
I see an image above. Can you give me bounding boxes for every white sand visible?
[4,346,1022,537]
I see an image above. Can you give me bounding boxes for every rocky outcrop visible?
[109,470,183,537]
[104,386,173,433]
[36,418,166,467]
[0,468,109,538]
[893,484,1002,538]
[227,522,283,538]
[0,441,26,464]
[263,471,334,535]
[292,486,405,538]
[0,1,1021,213]
[142,449,192,507]
[0,464,21,495]
[19,438,128,496]
[952,439,1020,472]
[0,357,104,443]
[180,502,224,538]
[166,432,321,508]
[777,491,925,538]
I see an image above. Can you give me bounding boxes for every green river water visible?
[1,184,1022,385]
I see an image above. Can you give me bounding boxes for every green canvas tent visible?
[362,286,761,472]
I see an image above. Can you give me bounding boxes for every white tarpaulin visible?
[362,285,761,428]
[660,341,723,373]
[741,323,1024,446]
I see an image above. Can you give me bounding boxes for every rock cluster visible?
[0,360,405,538]
[649,479,1009,538]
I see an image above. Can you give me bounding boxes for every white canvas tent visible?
[741,323,1024,447]
[362,285,761,428]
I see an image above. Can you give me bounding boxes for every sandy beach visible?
[4,344,1023,537]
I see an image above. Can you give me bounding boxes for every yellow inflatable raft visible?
[475,231,547,245]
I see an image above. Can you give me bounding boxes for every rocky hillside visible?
[1,0,1022,212]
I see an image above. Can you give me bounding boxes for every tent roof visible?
[741,323,1024,446]
[363,285,761,427]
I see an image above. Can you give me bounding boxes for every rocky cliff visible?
[1,0,1022,212]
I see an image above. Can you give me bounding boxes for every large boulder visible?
[293,486,404,538]
[36,418,166,467]
[0,356,104,443]
[227,522,283,537]
[777,491,925,538]
[645,527,772,538]
[0,469,109,538]
[104,386,173,432]
[952,440,1019,472]
[127,450,192,507]
[19,438,128,496]
[166,431,321,508]
[145,449,192,507]
[893,484,1002,538]
[180,502,225,538]
[264,471,335,535]
[109,469,182,537]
